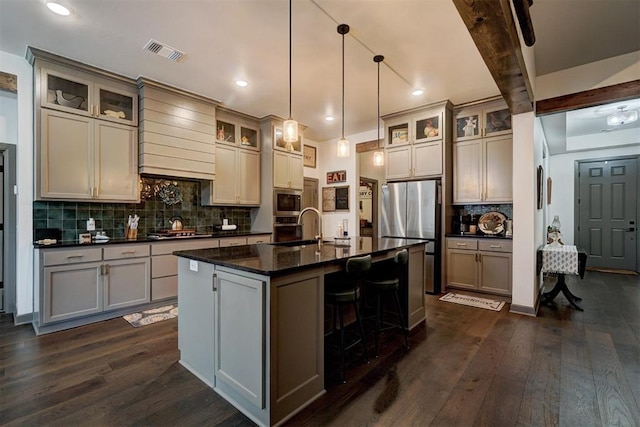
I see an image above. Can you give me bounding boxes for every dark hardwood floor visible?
[1,271,638,426]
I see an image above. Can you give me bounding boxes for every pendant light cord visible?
[288,0,293,119]
[341,31,345,139]
[377,59,380,149]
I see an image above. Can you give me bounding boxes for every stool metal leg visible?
[393,289,409,349]
[339,304,346,383]
[353,300,369,363]
[375,291,382,357]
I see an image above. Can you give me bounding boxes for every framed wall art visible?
[303,145,316,168]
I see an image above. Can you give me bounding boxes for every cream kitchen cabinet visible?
[446,237,512,296]
[453,135,512,203]
[30,48,139,202]
[102,244,151,310]
[273,150,303,190]
[453,101,511,142]
[39,109,138,202]
[383,101,451,181]
[202,145,260,206]
[216,108,261,151]
[38,61,138,126]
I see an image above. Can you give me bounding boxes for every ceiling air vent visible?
[143,39,186,62]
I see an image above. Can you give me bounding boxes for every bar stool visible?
[365,249,409,357]
[325,255,371,383]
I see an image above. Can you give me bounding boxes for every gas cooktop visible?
[147,229,213,240]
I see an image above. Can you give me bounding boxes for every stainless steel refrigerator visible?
[381,180,441,293]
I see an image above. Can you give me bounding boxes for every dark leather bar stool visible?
[364,249,409,357]
[326,254,371,383]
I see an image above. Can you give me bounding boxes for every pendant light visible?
[372,55,384,167]
[283,0,298,145]
[336,24,350,158]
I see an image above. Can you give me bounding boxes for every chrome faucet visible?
[297,207,323,243]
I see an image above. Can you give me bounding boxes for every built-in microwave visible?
[273,189,302,216]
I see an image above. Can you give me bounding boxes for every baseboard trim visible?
[14,312,33,325]
[509,303,537,317]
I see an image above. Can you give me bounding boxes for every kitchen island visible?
[174,237,427,427]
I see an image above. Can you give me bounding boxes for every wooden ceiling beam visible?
[536,80,640,116]
[0,71,18,93]
[452,0,534,114]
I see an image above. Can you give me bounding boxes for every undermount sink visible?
[269,239,333,247]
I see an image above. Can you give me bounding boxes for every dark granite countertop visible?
[174,237,427,277]
[445,233,512,240]
[33,230,272,249]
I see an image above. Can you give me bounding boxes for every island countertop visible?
[174,237,427,276]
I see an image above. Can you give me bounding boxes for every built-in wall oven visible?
[274,189,302,216]
[273,216,302,242]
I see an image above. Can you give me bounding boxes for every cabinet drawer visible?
[43,247,102,266]
[103,244,150,260]
[219,237,247,247]
[447,238,478,250]
[152,276,178,301]
[151,238,219,255]
[478,240,512,253]
[152,254,178,278]
[247,235,271,244]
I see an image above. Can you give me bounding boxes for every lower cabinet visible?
[40,244,150,326]
[446,237,512,296]
[214,268,265,409]
[406,244,426,329]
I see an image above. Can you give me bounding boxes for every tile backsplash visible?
[454,204,513,219]
[33,177,253,241]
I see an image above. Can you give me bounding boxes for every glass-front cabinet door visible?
[41,68,92,116]
[96,85,137,126]
[386,118,410,146]
[413,110,443,144]
[216,119,236,144]
[454,110,481,142]
[483,106,512,138]
[273,126,301,154]
[240,125,259,150]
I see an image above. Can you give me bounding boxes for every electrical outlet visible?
[189,260,198,272]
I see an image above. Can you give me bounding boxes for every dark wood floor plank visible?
[0,270,637,426]
[585,329,640,426]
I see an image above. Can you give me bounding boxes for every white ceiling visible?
[0,0,638,145]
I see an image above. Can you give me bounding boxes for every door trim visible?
[574,154,640,272]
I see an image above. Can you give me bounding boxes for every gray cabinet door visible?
[484,135,512,202]
[478,251,512,295]
[407,245,426,329]
[214,269,265,409]
[453,140,482,203]
[238,148,260,205]
[40,109,93,199]
[103,258,150,310]
[43,262,102,324]
[446,249,478,290]
[94,120,139,202]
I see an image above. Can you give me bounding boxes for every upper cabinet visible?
[40,63,137,127]
[272,124,303,155]
[29,48,140,202]
[453,98,512,204]
[202,107,261,206]
[454,100,511,142]
[383,101,452,181]
[216,108,260,151]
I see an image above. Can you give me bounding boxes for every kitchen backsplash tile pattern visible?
[33,178,253,241]
[455,204,513,219]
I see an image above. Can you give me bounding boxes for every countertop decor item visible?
[478,211,506,234]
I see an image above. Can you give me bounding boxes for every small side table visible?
[536,245,588,311]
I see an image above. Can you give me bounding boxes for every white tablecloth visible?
[541,244,579,275]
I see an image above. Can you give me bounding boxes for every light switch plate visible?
[189,260,198,272]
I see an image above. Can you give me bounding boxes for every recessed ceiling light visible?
[46,2,71,16]
[235,80,248,87]
[325,116,334,121]
[412,89,424,96]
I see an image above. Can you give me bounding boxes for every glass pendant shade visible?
[283,119,298,143]
[373,150,384,166]
[337,137,350,157]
